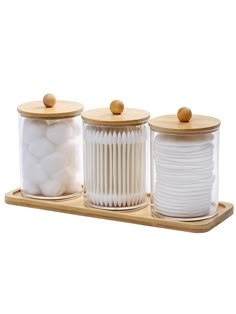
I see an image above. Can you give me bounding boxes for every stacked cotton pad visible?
[153,133,215,218]
[21,118,82,198]
[84,126,147,209]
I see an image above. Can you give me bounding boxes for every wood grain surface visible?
[5,189,233,233]
[81,107,150,126]
[149,114,221,133]
[18,100,84,119]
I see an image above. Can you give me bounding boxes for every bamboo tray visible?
[5,189,233,233]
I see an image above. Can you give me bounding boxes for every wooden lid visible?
[17,93,84,119]
[149,107,221,134]
[81,100,150,126]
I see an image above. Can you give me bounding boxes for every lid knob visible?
[43,93,56,108]
[177,107,192,122]
[110,100,124,115]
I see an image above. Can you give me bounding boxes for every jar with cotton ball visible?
[82,100,150,210]
[149,107,221,220]
[18,93,84,199]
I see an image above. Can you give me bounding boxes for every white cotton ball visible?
[22,179,41,195]
[51,166,82,195]
[57,140,79,168]
[21,145,48,185]
[22,119,46,144]
[28,164,48,184]
[70,118,81,136]
[50,167,77,182]
[65,166,81,178]
[62,167,82,194]
[46,121,73,145]
[22,146,38,176]
[46,119,60,126]
[51,169,67,181]
[28,137,55,159]
[61,118,80,136]
[40,152,66,175]
[40,179,65,197]
[64,178,83,195]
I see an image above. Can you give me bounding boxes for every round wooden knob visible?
[177,107,192,122]
[43,93,56,108]
[110,100,124,115]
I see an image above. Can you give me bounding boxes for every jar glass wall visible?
[19,115,83,199]
[83,123,148,210]
[150,129,219,220]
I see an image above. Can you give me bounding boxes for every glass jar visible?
[149,107,221,220]
[18,94,84,199]
[82,100,150,210]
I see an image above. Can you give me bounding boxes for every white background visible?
[0,0,235,313]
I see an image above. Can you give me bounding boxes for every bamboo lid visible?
[81,100,150,126]
[17,93,84,119]
[149,107,221,134]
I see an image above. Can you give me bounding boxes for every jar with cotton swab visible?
[149,107,221,220]
[82,100,150,210]
[18,94,84,199]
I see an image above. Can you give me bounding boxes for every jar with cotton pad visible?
[149,107,221,220]
[81,100,150,210]
[18,93,84,199]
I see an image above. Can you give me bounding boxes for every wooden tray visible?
[5,189,234,233]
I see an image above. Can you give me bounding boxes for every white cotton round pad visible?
[153,133,215,218]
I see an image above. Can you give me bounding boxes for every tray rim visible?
[5,188,234,233]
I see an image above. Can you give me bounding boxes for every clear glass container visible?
[149,108,221,221]
[82,100,150,210]
[150,129,219,220]
[83,123,148,210]
[19,116,83,199]
[18,94,84,200]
